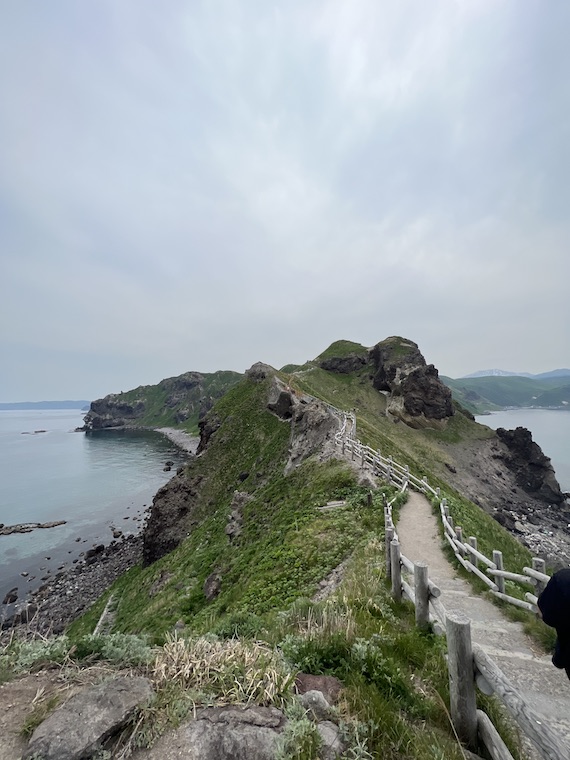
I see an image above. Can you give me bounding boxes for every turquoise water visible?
[475,409,570,492]
[0,410,187,605]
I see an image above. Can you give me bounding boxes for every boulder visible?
[133,705,285,760]
[2,587,18,605]
[317,720,345,760]
[299,690,333,721]
[295,674,343,704]
[24,676,154,760]
[203,572,222,600]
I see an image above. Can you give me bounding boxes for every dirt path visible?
[397,491,570,758]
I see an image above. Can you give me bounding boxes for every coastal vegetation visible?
[4,336,564,758]
[442,374,570,414]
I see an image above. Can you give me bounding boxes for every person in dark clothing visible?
[537,568,570,680]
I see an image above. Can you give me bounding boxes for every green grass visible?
[66,355,540,758]
[441,375,570,412]
[315,340,369,362]
[90,370,243,434]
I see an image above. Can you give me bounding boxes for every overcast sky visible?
[1,1,568,401]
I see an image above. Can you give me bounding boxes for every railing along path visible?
[332,410,568,760]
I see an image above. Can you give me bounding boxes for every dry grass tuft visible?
[153,634,295,709]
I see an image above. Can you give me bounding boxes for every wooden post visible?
[448,515,454,531]
[532,558,547,595]
[473,645,570,760]
[390,539,402,601]
[436,487,441,498]
[414,562,430,630]
[385,525,394,579]
[446,612,478,751]
[493,550,505,594]
[455,526,465,556]
[469,537,478,569]
[367,491,372,508]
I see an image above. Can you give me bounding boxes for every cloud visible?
[0,0,568,399]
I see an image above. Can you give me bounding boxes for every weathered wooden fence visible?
[334,413,551,613]
[333,411,569,760]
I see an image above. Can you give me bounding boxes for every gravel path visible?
[397,491,570,759]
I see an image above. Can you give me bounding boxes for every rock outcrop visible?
[495,426,565,504]
[83,371,242,430]
[369,337,454,428]
[317,337,454,429]
[24,676,154,760]
[142,472,204,566]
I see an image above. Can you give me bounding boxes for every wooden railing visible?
[332,411,569,760]
[333,412,551,612]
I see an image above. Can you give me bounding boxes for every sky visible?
[1,1,569,401]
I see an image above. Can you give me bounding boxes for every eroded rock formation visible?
[369,337,454,428]
[495,426,564,504]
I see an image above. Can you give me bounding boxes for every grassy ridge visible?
[98,370,243,433]
[65,347,542,758]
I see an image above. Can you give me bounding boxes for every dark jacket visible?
[537,568,570,678]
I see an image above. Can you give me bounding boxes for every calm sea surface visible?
[0,410,187,606]
[475,409,570,492]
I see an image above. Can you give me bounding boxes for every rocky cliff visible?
[83,370,243,431]
[318,336,454,429]
[142,364,341,565]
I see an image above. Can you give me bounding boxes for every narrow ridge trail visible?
[397,491,570,758]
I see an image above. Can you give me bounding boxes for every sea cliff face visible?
[83,371,243,431]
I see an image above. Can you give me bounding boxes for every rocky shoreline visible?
[9,534,144,634]
[2,427,199,636]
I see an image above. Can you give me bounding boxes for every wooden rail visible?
[331,410,568,760]
[334,413,551,614]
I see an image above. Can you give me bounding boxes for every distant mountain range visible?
[442,372,570,414]
[462,368,570,380]
[0,400,90,411]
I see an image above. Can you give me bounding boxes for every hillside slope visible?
[442,375,570,413]
[83,370,243,433]
[67,336,569,642]
[11,336,570,759]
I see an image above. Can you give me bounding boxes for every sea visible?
[0,409,188,609]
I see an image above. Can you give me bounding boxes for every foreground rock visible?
[134,705,285,760]
[24,676,154,760]
[132,696,345,760]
